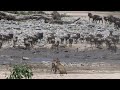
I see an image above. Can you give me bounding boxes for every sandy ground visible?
[1,70,120,79]
[31,73,120,79]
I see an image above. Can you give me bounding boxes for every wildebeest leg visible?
[13,41,17,48]
[65,39,67,45]
[54,68,57,74]
[0,42,2,49]
[96,20,98,24]
[90,42,93,49]
[69,44,72,47]
[74,39,77,44]
[95,41,97,47]
[102,19,103,24]
[89,18,91,23]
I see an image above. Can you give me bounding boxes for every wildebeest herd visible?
[88,13,120,29]
[0,13,119,53]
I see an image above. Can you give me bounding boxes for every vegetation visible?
[7,64,33,79]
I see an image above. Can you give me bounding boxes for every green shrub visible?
[7,64,33,79]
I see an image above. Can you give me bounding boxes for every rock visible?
[22,57,29,60]
[64,50,68,52]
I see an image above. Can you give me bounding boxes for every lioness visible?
[51,58,67,74]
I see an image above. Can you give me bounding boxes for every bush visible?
[7,64,33,79]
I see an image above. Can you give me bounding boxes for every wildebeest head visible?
[36,32,43,40]
[88,13,93,18]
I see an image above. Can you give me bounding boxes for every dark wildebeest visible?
[80,34,84,43]
[51,40,60,51]
[13,36,18,48]
[89,35,95,48]
[60,37,64,44]
[114,20,120,29]
[0,39,3,49]
[51,11,61,20]
[1,33,14,43]
[62,34,71,44]
[71,33,80,44]
[68,38,73,47]
[93,15,103,23]
[105,35,118,52]
[95,37,105,49]
[24,38,31,50]
[25,35,38,48]
[44,18,50,23]
[35,32,43,41]
[88,13,93,22]
[104,16,109,23]
[30,32,44,45]
[107,15,116,24]
[111,35,119,45]
[109,31,113,36]
[5,15,16,21]
[85,35,91,44]
[47,33,55,44]
[94,34,104,48]
[55,41,60,50]
[110,42,117,53]
[8,33,14,42]
[88,13,103,23]
[106,38,117,53]
[109,31,119,44]
[105,36,112,49]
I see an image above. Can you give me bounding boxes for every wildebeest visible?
[105,35,118,52]
[88,13,93,22]
[60,33,71,44]
[60,37,64,44]
[24,35,38,48]
[64,33,71,44]
[94,34,104,48]
[93,15,103,23]
[95,37,105,49]
[106,15,120,29]
[110,43,117,53]
[24,38,31,50]
[0,39,3,49]
[114,20,120,29]
[107,15,116,25]
[109,35,119,45]
[51,11,61,20]
[104,16,109,23]
[85,33,104,49]
[35,32,43,41]
[71,33,80,44]
[8,33,14,41]
[51,40,60,51]
[80,34,84,43]
[88,13,103,23]
[34,32,43,41]
[0,33,14,45]
[13,36,18,48]
[105,37,117,52]
[47,33,55,44]
[68,38,73,47]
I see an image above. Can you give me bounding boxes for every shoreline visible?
[1,68,120,79]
